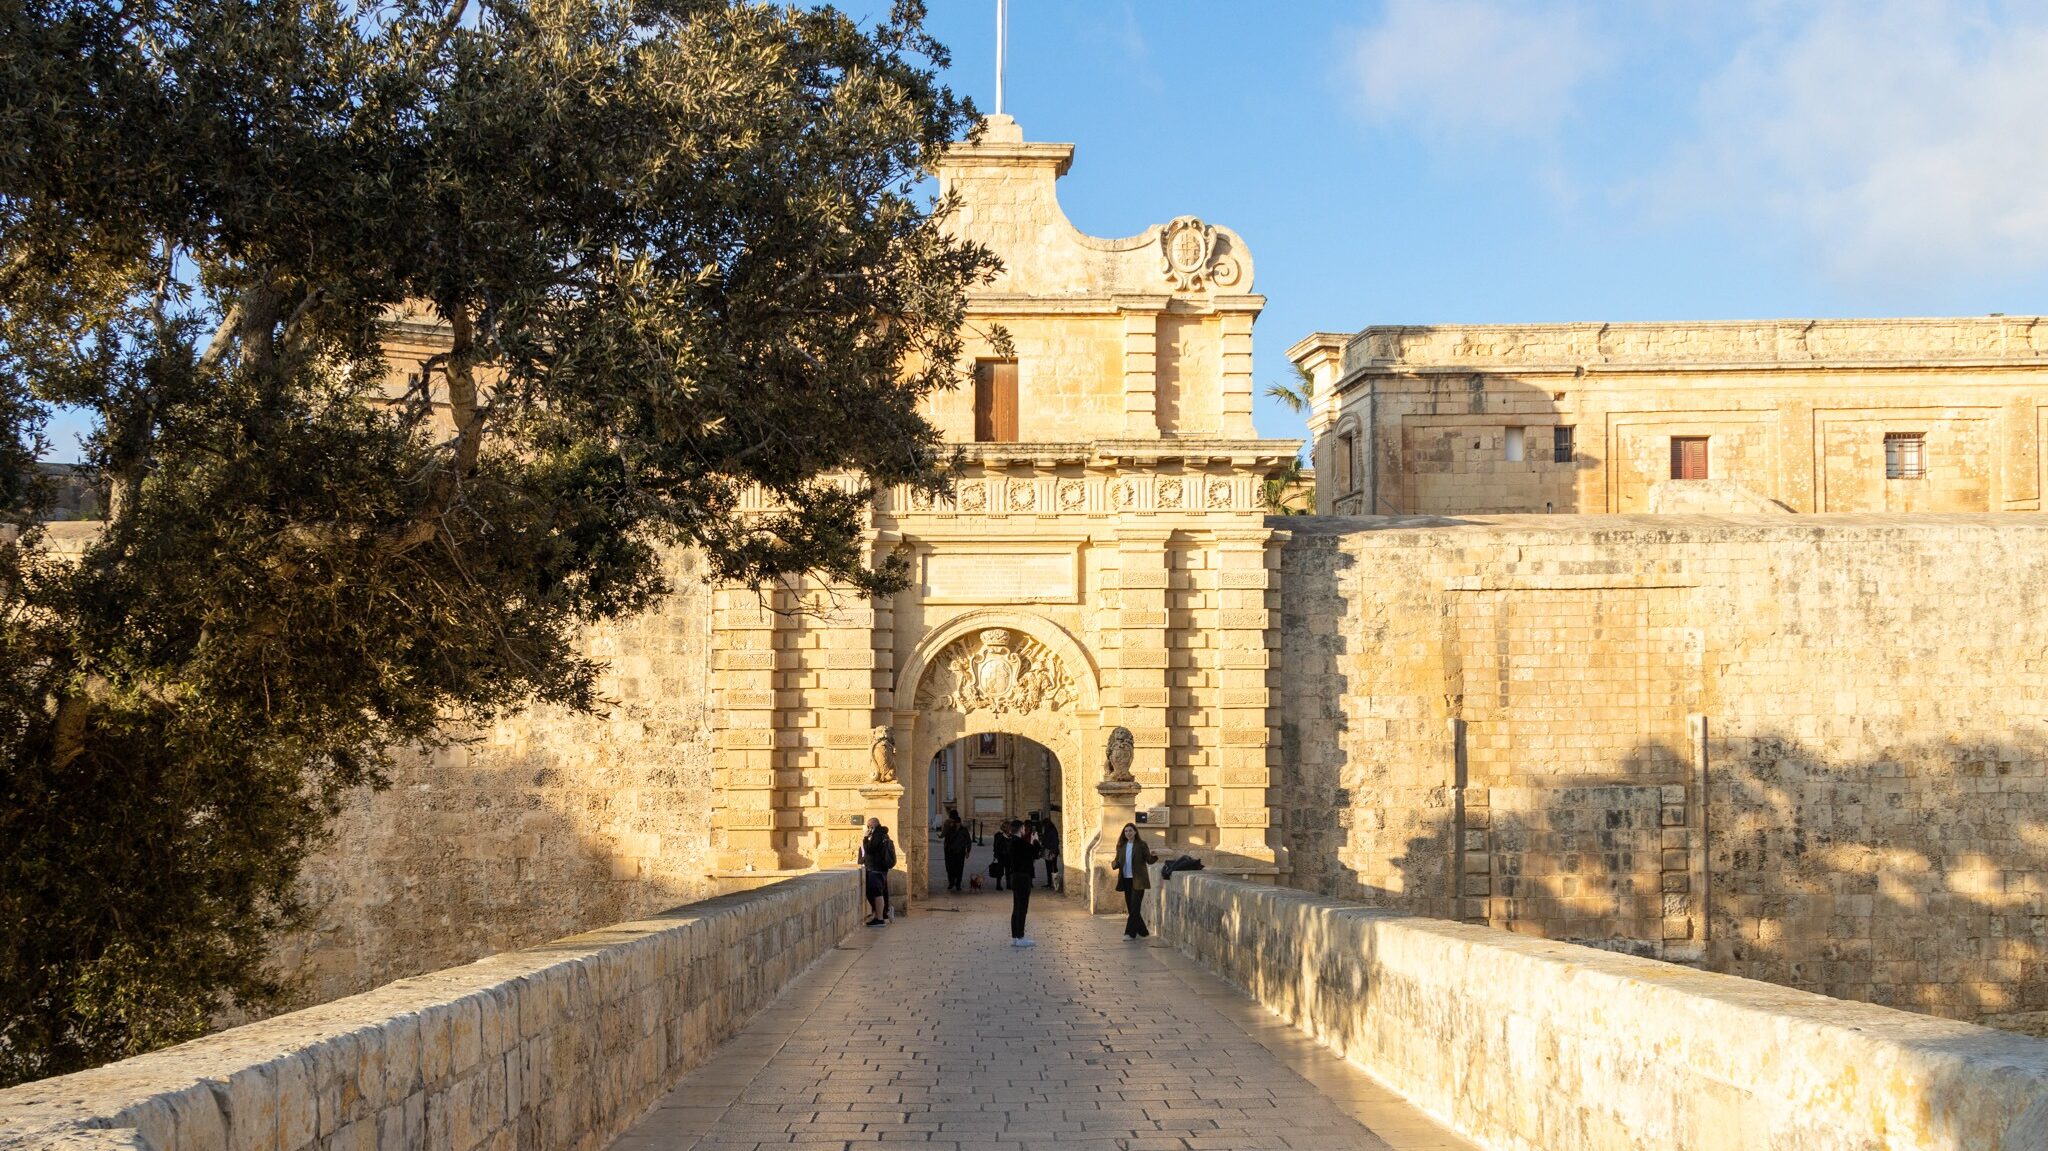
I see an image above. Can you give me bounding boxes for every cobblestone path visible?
[609,887,1474,1151]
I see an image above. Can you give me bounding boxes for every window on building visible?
[1554,425,1575,463]
[1335,432,1358,493]
[1885,432,1925,479]
[1670,436,1709,480]
[973,359,1018,442]
[1504,426,1525,462]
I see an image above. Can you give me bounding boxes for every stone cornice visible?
[966,293,1266,317]
[955,439,1302,470]
[1341,317,2048,377]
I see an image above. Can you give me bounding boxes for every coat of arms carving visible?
[1159,216,1240,291]
[918,628,1075,715]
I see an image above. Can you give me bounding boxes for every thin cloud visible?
[1345,0,1608,137]
[1654,0,2048,286]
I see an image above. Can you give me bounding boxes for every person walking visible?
[990,822,1012,890]
[1004,819,1042,947]
[859,818,896,927]
[941,809,972,893]
[1113,823,1156,940]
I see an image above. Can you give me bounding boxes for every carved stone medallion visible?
[1158,477,1184,509]
[958,482,987,513]
[917,628,1075,716]
[1057,479,1086,512]
[1207,478,1233,509]
[1159,216,1240,291]
[1008,483,1037,512]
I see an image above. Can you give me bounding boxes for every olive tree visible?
[0,0,994,1082]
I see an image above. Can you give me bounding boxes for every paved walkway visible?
[608,887,1475,1151]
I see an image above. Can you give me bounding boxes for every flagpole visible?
[995,0,1007,116]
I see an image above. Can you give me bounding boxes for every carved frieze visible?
[917,628,1076,715]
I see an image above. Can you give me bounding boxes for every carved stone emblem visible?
[909,487,934,511]
[958,482,987,513]
[918,628,1075,715]
[1207,478,1233,509]
[1158,478,1184,509]
[870,725,897,784]
[1057,479,1086,511]
[1008,483,1036,512]
[1159,216,1240,291]
[1103,726,1136,783]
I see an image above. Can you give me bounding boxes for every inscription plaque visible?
[923,550,1078,603]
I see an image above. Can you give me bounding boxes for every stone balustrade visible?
[0,871,862,1151]
[1159,872,2048,1151]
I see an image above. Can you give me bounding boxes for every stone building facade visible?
[289,119,2048,1035]
[1289,318,2048,516]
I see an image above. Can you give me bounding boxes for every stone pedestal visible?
[858,781,910,913]
[1090,779,1142,914]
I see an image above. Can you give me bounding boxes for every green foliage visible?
[1258,458,1313,516]
[0,0,995,1083]
[1264,361,1315,415]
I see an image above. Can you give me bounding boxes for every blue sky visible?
[44,1,2048,457]
[914,0,2048,445]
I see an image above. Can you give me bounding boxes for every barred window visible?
[1553,425,1575,463]
[1885,432,1925,479]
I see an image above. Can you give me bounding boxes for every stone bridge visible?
[3,871,2044,1151]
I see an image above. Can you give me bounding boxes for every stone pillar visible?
[1212,530,1279,877]
[712,587,780,872]
[1120,304,1161,437]
[1113,531,1173,818]
[858,781,909,913]
[1217,302,1258,439]
[1090,778,1142,913]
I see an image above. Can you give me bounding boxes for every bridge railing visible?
[1160,872,2048,1151]
[0,870,862,1151]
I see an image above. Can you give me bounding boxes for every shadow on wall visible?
[1296,729,2048,1034]
[263,549,724,1013]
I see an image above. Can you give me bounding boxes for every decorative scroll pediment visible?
[916,628,1076,715]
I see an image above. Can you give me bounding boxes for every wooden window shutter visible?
[1670,436,1709,480]
[975,360,1018,443]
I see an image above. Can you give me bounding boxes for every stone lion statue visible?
[1103,725,1135,783]
[870,726,897,784]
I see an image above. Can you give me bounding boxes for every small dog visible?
[968,875,984,891]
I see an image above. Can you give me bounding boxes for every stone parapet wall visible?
[0,872,861,1151]
[1276,514,2048,1026]
[1160,872,2048,1151]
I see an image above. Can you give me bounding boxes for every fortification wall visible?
[1276,514,2048,1028]
[0,873,861,1151]
[1160,872,2048,1151]
[277,546,723,1006]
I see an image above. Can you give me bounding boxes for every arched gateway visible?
[892,611,1101,898]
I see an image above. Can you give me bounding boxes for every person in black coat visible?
[1003,819,1042,946]
[941,809,972,892]
[858,819,896,926]
[990,824,1012,890]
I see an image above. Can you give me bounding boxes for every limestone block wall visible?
[279,546,722,1006]
[0,872,861,1151]
[1294,318,2048,515]
[1159,872,2048,1151]
[1276,514,2048,1026]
